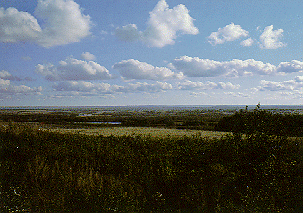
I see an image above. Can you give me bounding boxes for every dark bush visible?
[216,106,303,137]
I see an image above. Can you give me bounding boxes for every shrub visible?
[216,105,303,137]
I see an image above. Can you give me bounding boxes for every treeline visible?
[0,112,78,124]
[1,123,303,212]
[215,106,303,137]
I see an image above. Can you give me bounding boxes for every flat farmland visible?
[47,126,229,138]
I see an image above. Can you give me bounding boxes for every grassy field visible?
[45,126,229,138]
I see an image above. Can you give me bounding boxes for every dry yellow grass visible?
[47,126,229,139]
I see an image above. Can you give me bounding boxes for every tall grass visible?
[1,122,303,212]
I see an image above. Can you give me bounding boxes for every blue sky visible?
[1,0,303,106]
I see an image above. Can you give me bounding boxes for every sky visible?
[1,0,303,106]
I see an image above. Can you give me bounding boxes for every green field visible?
[48,126,229,138]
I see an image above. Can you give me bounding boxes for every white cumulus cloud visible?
[36,57,111,81]
[0,70,14,80]
[81,52,96,61]
[257,76,303,91]
[170,56,225,77]
[276,60,303,73]
[259,25,286,49]
[225,91,250,98]
[259,80,295,91]
[170,56,276,77]
[52,80,172,95]
[0,70,32,81]
[53,81,117,94]
[112,59,182,80]
[178,80,240,90]
[121,81,173,93]
[0,7,41,43]
[0,78,42,97]
[295,76,303,82]
[115,0,199,47]
[0,0,91,47]
[115,24,141,42]
[240,38,254,47]
[0,78,10,88]
[208,23,249,45]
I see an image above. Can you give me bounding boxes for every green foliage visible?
[216,105,303,137]
[1,122,303,212]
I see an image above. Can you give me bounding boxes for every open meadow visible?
[47,126,229,138]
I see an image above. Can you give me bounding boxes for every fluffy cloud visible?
[207,23,286,49]
[0,78,42,97]
[240,38,254,47]
[259,80,295,91]
[0,0,91,47]
[170,56,225,77]
[189,91,208,97]
[0,70,14,80]
[81,52,96,61]
[259,25,286,49]
[112,59,182,80]
[53,81,118,94]
[208,23,249,45]
[216,82,241,89]
[0,70,33,81]
[178,80,240,90]
[35,0,91,47]
[257,77,303,91]
[115,0,199,47]
[278,91,303,99]
[36,57,111,81]
[276,60,303,73]
[0,71,40,98]
[295,76,303,82]
[225,92,250,98]
[115,24,141,42]
[52,80,172,94]
[0,7,41,43]
[0,78,10,88]
[121,81,172,93]
[170,56,276,77]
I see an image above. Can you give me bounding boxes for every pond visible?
[74,121,122,125]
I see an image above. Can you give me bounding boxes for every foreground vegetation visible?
[1,117,303,212]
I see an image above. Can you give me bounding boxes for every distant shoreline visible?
[1,105,302,118]
[1,104,302,111]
